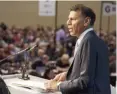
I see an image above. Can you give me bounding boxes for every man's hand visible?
[44,80,58,92]
[53,72,67,82]
[44,72,67,92]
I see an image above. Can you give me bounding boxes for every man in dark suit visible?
[45,4,111,94]
[0,77,11,94]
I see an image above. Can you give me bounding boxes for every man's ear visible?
[84,17,91,27]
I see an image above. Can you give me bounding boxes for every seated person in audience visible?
[109,54,116,64]
[55,54,70,73]
[43,68,55,80]
[0,63,9,74]
[65,35,77,57]
[46,41,57,60]
[38,48,45,60]
[109,61,116,87]
[42,54,49,65]
[30,59,46,77]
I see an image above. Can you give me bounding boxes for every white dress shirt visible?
[74,28,94,56]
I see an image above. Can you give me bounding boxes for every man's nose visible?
[67,19,71,25]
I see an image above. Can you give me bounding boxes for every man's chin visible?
[70,32,76,36]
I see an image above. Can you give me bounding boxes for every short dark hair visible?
[70,4,96,26]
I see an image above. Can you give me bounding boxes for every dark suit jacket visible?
[0,77,11,94]
[59,30,111,94]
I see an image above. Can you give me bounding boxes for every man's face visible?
[67,11,85,37]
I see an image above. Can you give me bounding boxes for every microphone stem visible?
[0,55,12,63]
[22,51,30,80]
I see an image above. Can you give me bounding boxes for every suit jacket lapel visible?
[67,30,95,76]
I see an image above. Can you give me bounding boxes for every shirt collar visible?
[76,27,93,46]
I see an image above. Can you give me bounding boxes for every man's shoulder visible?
[81,30,105,47]
[82,30,97,42]
[82,31,108,49]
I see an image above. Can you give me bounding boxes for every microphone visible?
[0,42,38,63]
[26,41,39,52]
[27,44,37,52]
[15,48,29,55]
[17,43,38,80]
[15,43,38,55]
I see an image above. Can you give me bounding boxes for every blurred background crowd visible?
[0,22,116,87]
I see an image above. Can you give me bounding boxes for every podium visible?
[2,74,61,94]
[1,74,116,94]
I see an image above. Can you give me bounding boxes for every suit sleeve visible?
[59,39,97,93]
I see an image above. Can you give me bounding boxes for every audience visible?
[56,54,70,73]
